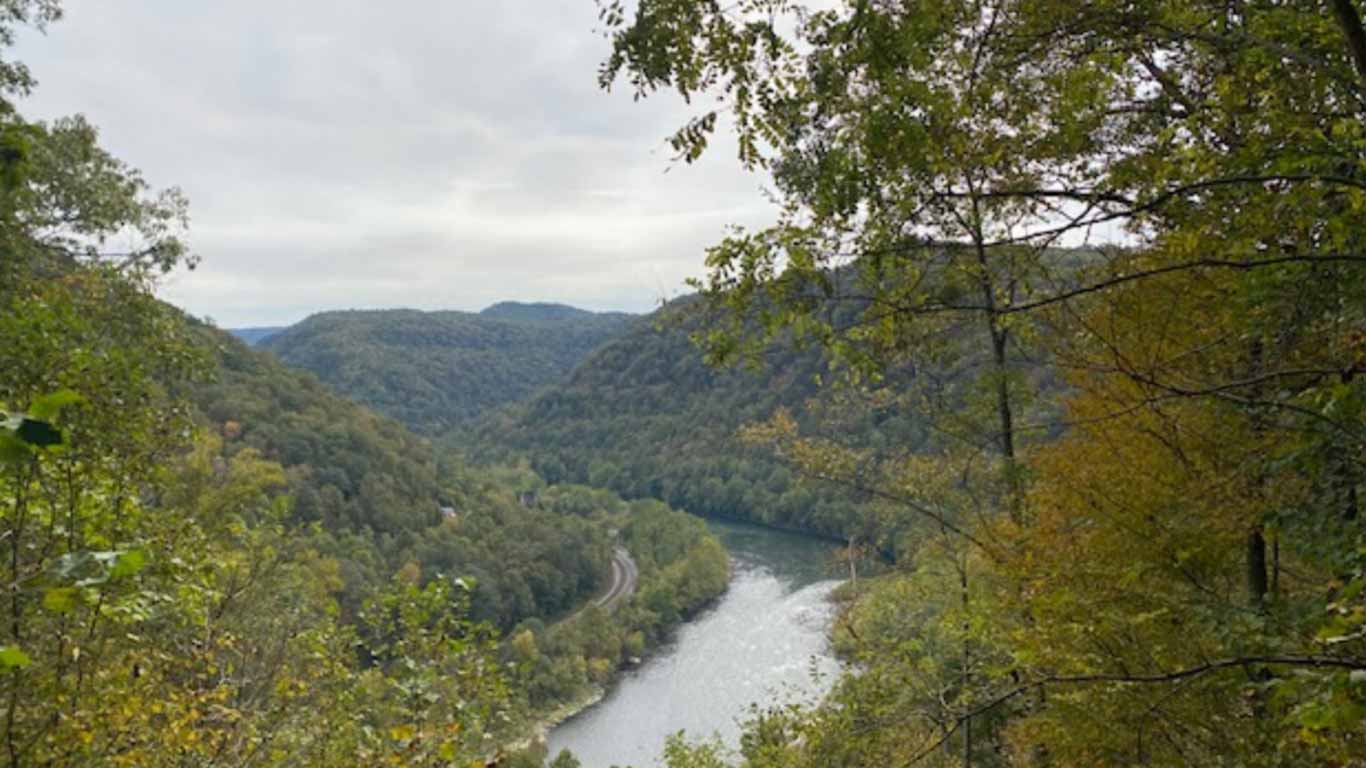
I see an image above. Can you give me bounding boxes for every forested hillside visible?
[478,293,1058,547]
[259,304,634,433]
[187,324,614,627]
[2,261,723,764]
[189,317,732,728]
[1,160,512,764]
[477,301,858,534]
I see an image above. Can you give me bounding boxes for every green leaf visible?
[0,646,32,669]
[14,418,62,448]
[27,390,83,422]
[109,550,146,580]
[0,433,28,464]
[41,587,78,614]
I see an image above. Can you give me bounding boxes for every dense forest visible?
[257,304,634,433]
[475,290,1061,550]
[186,323,614,627]
[475,299,854,532]
[249,290,874,537]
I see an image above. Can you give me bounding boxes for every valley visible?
[221,299,858,765]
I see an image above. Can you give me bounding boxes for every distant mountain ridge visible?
[479,301,632,324]
[228,326,286,346]
[257,302,636,433]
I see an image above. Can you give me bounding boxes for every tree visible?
[549,749,582,768]
[597,0,1366,443]
[599,0,1366,763]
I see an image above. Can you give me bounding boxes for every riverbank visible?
[493,502,731,762]
[500,683,606,756]
[512,595,724,746]
[694,510,850,545]
[506,558,735,757]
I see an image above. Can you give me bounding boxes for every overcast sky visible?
[14,1,776,327]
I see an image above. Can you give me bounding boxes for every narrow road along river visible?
[546,519,843,767]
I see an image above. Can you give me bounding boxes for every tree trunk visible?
[989,326,1021,524]
[1247,527,1269,606]
[1336,445,1359,522]
[1244,338,1270,608]
[972,237,1022,525]
[1271,535,1280,599]
[1331,0,1366,86]
[960,554,972,768]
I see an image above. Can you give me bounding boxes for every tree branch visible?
[900,654,1366,765]
[1330,0,1366,88]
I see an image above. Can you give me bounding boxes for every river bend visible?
[547,520,842,767]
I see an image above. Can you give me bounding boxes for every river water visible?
[546,520,843,767]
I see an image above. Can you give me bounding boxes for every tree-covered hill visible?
[185,319,614,628]
[3,259,720,762]
[479,301,630,325]
[258,304,635,433]
[474,295,1016,542]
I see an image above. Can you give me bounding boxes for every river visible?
[546,519,843,767]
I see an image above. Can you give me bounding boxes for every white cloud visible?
[14,0,777,325]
